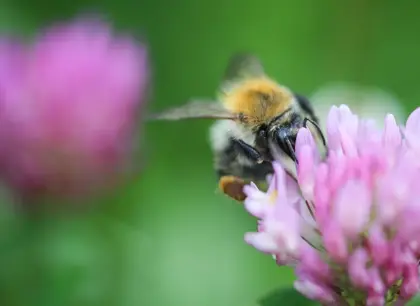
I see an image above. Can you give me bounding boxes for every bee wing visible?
[221,53,266,93]
[147,99,238,121]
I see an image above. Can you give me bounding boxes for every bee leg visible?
[232,139,264,164]
[215,170,247,202]
[213,140,266,202]
[218,175,247,202]
[284,137,298,164]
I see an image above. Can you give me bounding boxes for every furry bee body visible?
[210,89,320,182]
[148,53,325,201]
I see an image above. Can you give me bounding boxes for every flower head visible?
[244,105,420,305]
[0,18,149,200]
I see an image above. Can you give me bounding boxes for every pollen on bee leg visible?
[219,175,247,202]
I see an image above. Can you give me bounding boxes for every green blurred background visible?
[0,0,419,305]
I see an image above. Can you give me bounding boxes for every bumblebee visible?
[148,53,326,201]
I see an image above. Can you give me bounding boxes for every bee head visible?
[254,106,327,164]
[265,112,303,162]
[254,122,300,163]
[266,116,327,163]
[271,126,299,162]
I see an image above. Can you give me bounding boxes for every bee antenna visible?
[303,118,329,159]
[303,118,327,147]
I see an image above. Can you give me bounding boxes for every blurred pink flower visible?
[0,19,149,200]
[244,105,420,305]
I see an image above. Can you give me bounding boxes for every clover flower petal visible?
[243,105,420,305]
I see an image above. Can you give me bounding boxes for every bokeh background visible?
[0,0,420,305]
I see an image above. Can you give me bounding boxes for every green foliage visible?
[408,296,420,306]
[258,287,319,306]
